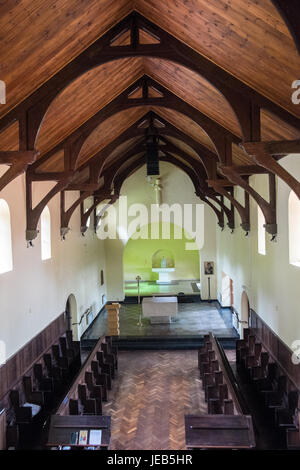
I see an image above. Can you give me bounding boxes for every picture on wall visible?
[204,261,214,275]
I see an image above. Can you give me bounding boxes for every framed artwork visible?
[204,261,214,275]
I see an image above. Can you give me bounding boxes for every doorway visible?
[220,272,230,306]
[241,291,250,338]
[66,294,78,341]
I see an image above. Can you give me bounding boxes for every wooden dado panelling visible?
[250,309,300,390]
[0,313,67,407]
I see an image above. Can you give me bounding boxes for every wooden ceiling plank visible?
[30,74,238,174]
[0,11,299,158]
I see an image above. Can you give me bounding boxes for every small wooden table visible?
[185,414,255,449]
[46,415,111,449]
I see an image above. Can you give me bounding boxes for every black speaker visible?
[146,137,159,176]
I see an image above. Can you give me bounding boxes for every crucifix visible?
[147,176,162,205]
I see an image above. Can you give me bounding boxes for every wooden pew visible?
[186,332,255,449]
[236,329,300,446]
[0,409,6,450]
[56,336,114,416]
[2,329,80,448]
[199,333,246,415]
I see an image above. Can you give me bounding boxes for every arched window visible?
[257,206,266,255]
[0,199,13,274]
[41,205,51,260]
[289,191,300,267]
[86,212,91,228]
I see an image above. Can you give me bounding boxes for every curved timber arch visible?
[84,111,218,181]
[112,154,225,230]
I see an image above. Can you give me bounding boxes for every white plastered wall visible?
[216,154,300,347]
[0,170,107,360]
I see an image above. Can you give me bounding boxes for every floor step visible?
[124,294,201,304]
[81,335,238,351]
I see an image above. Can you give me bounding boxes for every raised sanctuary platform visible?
[81,301,239,350]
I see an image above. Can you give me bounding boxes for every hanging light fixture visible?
[145,118,160,177]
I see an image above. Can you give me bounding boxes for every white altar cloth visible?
[152,267,175,284]
[142,296,178,324]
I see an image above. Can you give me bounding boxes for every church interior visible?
[0,0,300,453]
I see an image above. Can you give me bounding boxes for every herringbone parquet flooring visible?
[103,350,206,450]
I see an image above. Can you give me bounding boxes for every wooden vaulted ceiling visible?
[0,0,300,233]
[1,0,300,118]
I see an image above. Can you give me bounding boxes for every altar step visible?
[81,335,238,351]
[124,294,201,304]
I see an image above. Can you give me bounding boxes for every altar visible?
[142,296,178,324]
[152,267,175,284]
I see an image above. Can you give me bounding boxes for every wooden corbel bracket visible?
[26,174,72,242]
[241,141,300,200]
[208,180,250,232]
[60,190,95,238]
[208,193,235,230]
[198,191,224,230]
[220,165,277,235]
[80,188,113,235]
[0,150,38,192]
[94,194,119,232]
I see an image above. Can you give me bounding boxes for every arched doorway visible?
[66,294,78,341]
[220,272,230,306]
[241,291,250,337]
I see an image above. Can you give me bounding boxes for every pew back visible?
[0,409,6,450]
[209,333,244,415]
[56,336,107,416]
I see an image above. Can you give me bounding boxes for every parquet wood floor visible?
[103,350,206,450]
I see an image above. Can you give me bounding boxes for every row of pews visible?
[236,328,300,449]
[198,333,240,415]
[46,336,118,449]
[185,333,255,449]
[5,330,81,448]
[56,336,117,416]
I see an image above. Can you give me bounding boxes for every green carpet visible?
[124,280,198,296]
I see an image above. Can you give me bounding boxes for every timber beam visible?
[271,0,300,55]
[60,190,95,238]
[207,194,235,230]
[28,73,235,174]
[76,111,215,181]
[198,193,225,230]
[241,141,300,199]
[113,151,232,230]
[208,182,250,233]
[94,196,119,232]
[26,173,73,242]
[1,11,298,154]
[0,150,38,193]
[219,166,277,236]
[80,188,113,235]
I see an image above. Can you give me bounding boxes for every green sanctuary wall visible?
[123,222,200,281]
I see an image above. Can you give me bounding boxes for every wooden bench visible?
[198,333,246,416]
[187,332,255,449]
[3,329,81,448]
[55,335,117,417]
[46,414,111,450]
[236,329,299,447]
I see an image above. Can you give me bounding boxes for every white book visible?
[89,429,102,446]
